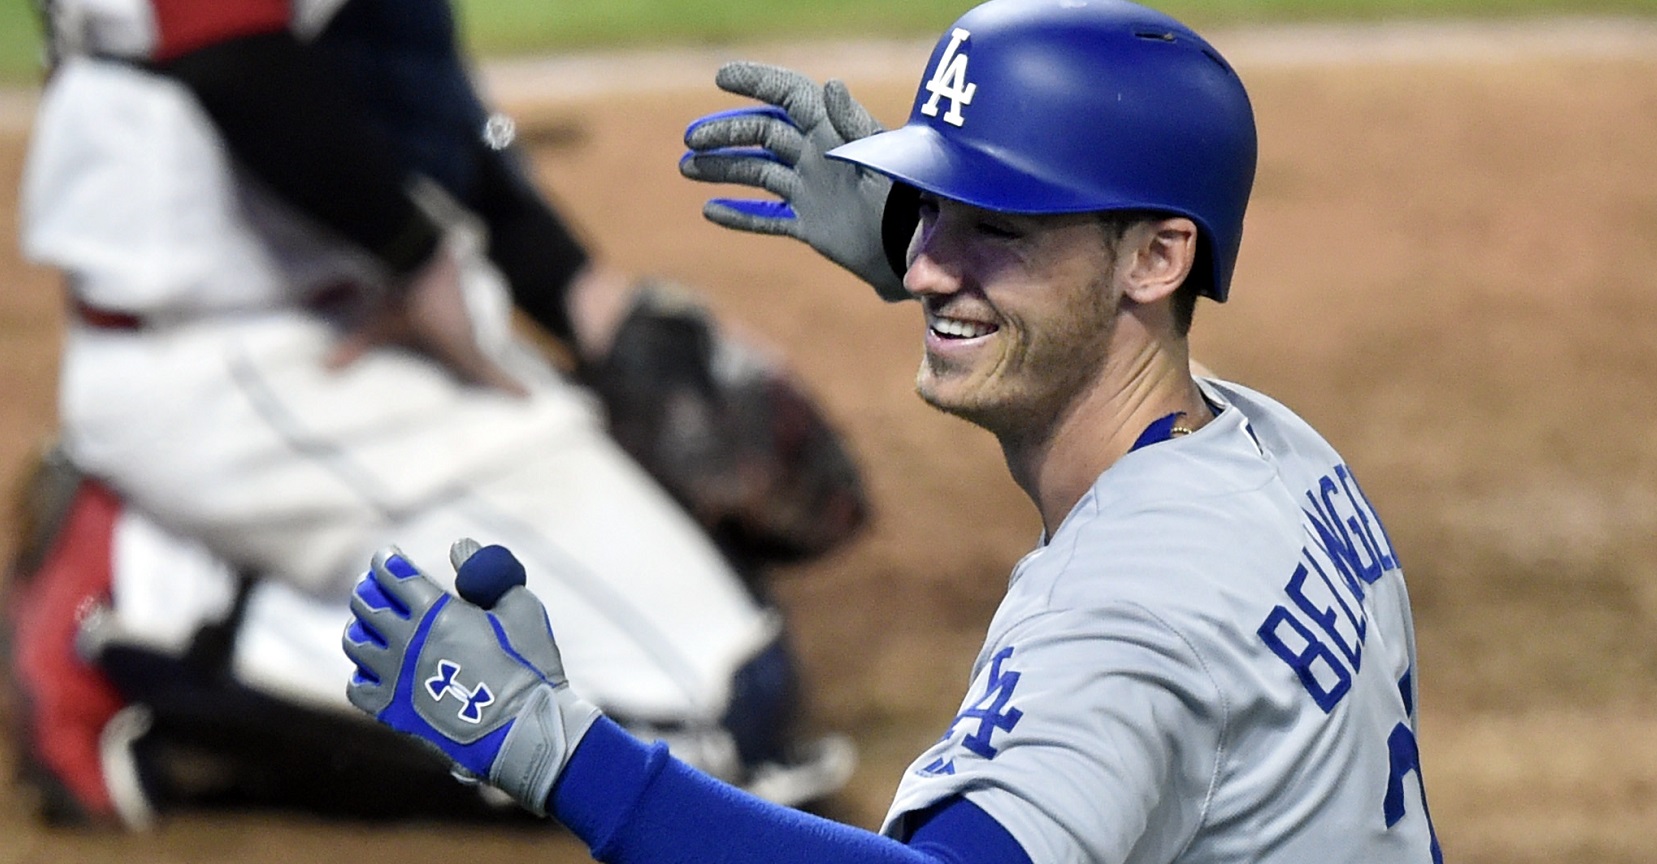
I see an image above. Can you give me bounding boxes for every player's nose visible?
[903,226,965,300]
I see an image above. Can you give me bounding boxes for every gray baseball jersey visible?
[882,379,1438,863]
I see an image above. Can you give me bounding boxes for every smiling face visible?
[904,193,1126,438]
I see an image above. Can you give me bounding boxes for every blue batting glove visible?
[343,539,601,816]
[679,61,909,302]
[682,105,799,221]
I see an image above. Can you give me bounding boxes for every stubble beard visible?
[915,294,1118,441]
[913,226,1123,439]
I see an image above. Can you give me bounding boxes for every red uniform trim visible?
[150,0,292,62]
[71,299,145,331]
[8,482,127,817]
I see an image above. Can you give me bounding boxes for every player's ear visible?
[1118,217,1198,306]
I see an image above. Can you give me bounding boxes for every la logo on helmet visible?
[921,28,977,127]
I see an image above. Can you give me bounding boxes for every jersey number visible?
[1385,721,1443,863]
[1264,612,1443,860]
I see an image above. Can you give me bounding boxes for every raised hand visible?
[343,539,599,815]
[679,61,909,302]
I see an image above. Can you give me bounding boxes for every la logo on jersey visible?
[921,28,977,127]
[921,646,1023,776]
[426,659,495,723]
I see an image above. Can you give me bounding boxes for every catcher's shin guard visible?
[74,553,536,823]
[88,639,540,823]
[2,448,149,826]
[2,446,531,825]
[723,635,857,809]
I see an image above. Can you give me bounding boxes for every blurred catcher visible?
[3,0,866,828]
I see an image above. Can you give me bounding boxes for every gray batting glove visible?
[342,539,601,817]
[679,61,909,302]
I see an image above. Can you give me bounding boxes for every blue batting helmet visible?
[828,0,1257,301]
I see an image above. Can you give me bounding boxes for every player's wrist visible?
[547,713,677,844]
[490,686,603,817]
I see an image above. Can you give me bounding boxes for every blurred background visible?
[2,0,1656,862]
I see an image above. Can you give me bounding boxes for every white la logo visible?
[920,28,977,127]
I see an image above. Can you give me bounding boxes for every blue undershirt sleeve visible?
[551,718,1032,864]
[906,796,1034,864]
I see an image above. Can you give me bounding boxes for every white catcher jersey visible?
[21,0,372,318]
[882,379,1440,864]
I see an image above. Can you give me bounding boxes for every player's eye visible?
[975,219,1021,240]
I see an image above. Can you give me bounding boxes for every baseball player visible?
[342,0,1445,861]
[7,0,863,827]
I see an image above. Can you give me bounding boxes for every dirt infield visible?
[3,20,1656,864]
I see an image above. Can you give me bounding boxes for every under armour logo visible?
[941,646,1022,759]
[425,659,495,724]
[920,28,977,127]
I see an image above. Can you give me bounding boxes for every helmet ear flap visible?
[879,182,922,283]
[1189,233,1217,303]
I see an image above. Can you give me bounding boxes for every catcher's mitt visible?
[581,283,869,565]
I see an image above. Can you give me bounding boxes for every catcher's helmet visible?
[828,0,1257,301]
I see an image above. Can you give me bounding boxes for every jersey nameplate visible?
[1254,463,1441,858]
[1257,464,1398,712]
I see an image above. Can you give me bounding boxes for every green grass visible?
[0,2,45,86]
[451,0,1657,57]
[1,0,1653,84]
